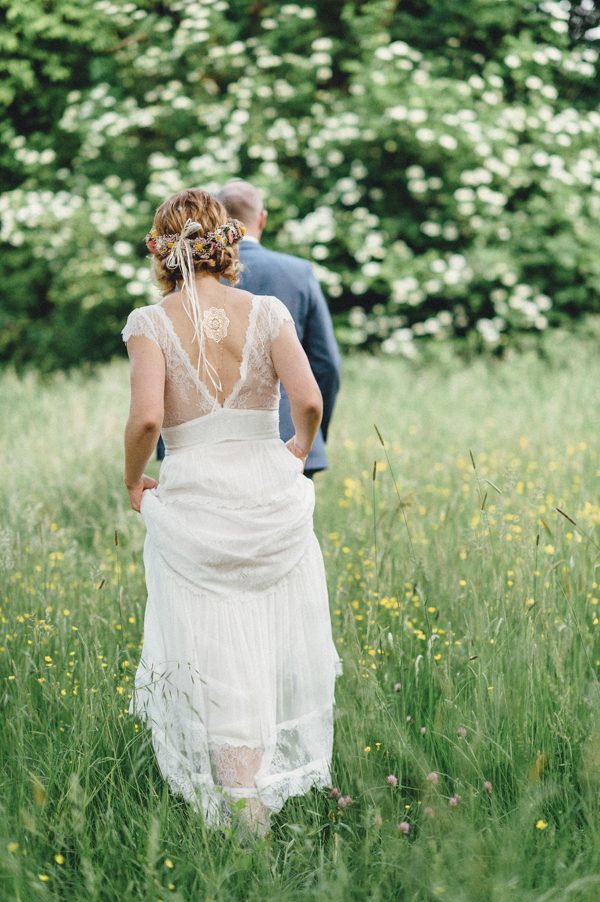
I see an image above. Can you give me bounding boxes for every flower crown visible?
[144,218,246,266]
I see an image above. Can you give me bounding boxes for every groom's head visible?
[217,180,266,239]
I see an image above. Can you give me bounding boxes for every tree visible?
[1,0,599,368]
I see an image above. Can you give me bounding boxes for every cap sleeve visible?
[267,296,295,341]
[121,307,161,348]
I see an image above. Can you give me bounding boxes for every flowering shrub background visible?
[1,0,600,369]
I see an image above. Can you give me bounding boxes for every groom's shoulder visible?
[246,243,312,277]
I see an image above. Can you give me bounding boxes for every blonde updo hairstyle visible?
[151,188,241,294]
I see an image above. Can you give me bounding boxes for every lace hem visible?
[256,757,332,811]
[130,695,337,827]
[154,742,331,826]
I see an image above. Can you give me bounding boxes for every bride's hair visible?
[150,188,241,293]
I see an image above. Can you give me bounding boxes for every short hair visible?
[217,180,264,226]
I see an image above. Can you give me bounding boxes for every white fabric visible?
[122,294,295,427]
[122,295,341,826]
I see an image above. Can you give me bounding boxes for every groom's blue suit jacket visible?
[237,239,340,473]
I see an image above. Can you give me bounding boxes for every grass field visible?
[2,333,600,901]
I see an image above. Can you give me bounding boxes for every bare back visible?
[122,291,295,426]
[160,290,255,407]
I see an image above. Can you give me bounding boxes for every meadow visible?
[2,332,600,901]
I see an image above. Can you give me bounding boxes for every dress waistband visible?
[162,408,280,454]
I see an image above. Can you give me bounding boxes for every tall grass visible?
[2,334,600,900]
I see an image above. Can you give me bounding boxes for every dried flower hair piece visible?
[145,219,246,265]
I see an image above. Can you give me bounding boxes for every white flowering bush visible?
[1,0,599,368]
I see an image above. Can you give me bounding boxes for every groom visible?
[216,179,341,478]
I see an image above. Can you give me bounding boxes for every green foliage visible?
[3,343,600,895]
[1,0,600,369]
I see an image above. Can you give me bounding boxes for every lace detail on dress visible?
[228,296,294,412]
[122,296,296,427]
[267,296,295,340]
[209,744,263,796]
[122,307,162,346]
[131,677,335,827]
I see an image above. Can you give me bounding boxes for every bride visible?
[122,188,341,834]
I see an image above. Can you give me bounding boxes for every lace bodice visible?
[122,294,294,427]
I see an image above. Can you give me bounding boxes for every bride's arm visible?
[271,321,323,461]
[124,335,165,510]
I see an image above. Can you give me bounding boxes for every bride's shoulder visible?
[254,295,295,339]
[255,294,292,316]
[129,302,169,321]
[121,303,165,344]
[124,302,163,320]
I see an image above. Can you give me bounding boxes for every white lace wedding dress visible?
[122,293,341,826]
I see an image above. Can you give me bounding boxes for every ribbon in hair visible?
[147,218,244,405]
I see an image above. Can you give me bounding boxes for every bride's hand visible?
[126,474,159,512]
[285,436,308,463]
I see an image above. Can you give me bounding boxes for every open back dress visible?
[122,293,341,825]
